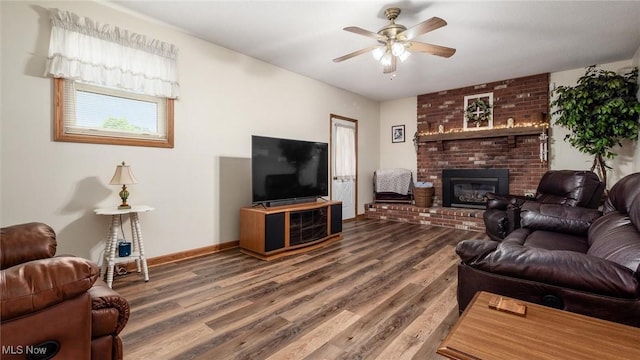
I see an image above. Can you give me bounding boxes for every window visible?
[46,8,179,148]
[54,79,174,148]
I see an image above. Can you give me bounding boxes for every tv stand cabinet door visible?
[239,209,285,254]
[330,203,342,234]
[240,208,287,255]
[265,213,285,251]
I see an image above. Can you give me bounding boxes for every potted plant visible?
[550,65,640,189]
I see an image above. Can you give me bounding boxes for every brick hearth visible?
[365,203,485,232]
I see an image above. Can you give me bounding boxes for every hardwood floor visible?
[114,219,488,359]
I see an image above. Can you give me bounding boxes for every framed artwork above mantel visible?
[463,93,494,131]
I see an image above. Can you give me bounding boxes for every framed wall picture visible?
[392,125,405,143]
[463,92,494,131]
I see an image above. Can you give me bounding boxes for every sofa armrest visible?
[89,279,130,338]
[456,239,499,263]
[520,202,602,236]
[460,242,639,298]
[1,222,56,269]
[485,193,512,210]
[0,256,99,320]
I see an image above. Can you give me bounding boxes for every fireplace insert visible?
[442,169,508,209]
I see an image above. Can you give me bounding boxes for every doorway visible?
[330,114,358,220]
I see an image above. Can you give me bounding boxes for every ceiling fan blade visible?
[399,17,447,40]
[343,26,386,41]
[407,41,456,58]
[333,45,381,63]
[383,56,397,74]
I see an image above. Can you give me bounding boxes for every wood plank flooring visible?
[114,219,488,360]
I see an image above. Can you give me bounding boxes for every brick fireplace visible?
[366,73,550,232]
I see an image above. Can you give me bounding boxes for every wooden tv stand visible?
[239,200,342,260]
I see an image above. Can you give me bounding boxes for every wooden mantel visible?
[417,124,548,150]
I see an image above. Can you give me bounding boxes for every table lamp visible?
[109,161,138,209]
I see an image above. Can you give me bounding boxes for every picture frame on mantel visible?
[392,125,405,143]
[464,93,494,131]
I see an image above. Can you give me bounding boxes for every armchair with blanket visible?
[457,172,640,327]
[373,168,414,204]
[0,222,130,359]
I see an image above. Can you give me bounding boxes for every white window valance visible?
[44,8,179,99]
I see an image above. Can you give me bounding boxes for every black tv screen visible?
[252,135,329,204]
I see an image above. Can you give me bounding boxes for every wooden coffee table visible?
[437,291,640,359]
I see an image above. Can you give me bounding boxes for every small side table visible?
[94,205,154,288]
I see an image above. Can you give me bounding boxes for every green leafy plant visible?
[551,65,640,189]
[465,98,492,126]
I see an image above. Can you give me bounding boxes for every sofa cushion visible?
[504,229,589,253]
[520,202,602,236]
[588,212,640,273]
[603,173,640,228]
[1,256,99,320]
[1,222,56,269]
[456,239,639,298]
[535,170,602,207]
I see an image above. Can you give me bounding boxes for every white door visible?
[331,115,357,220]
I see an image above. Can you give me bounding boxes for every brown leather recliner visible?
[0,222,130,359]
[457,172,640,327]
[483,170,604,241]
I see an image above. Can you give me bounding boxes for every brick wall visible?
[416,73,550,206]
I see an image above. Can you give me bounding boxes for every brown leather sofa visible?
[483,170,604,241]
[457,172,640,327]
[1,222,130,359]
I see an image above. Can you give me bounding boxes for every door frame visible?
[330,114,358,220]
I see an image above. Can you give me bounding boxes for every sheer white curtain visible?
[334,124,356,181]
[44,8,179,99]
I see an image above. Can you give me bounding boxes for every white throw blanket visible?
[375,168,412,195]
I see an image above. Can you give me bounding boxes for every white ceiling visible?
[113,1,640,102]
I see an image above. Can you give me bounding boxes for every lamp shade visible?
[109,162,138,185]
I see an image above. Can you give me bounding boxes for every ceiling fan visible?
[333,8,456,74]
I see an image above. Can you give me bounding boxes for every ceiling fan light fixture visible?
[371,46,386,61]
[380,52,393,67]
[391,42,405,57]
[398,50,411,62]
[334,8,455,75]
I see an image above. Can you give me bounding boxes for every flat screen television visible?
[252,135,329,205]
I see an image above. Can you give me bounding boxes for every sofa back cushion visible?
[588,212,640,273]
[535,170,603,208]
[604,173,640,229]
[590,173,640,273]
[1,222,56,269]
[1,256,98,321]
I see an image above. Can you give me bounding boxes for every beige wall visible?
[0,1,380,262]
[379,97,417,174]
